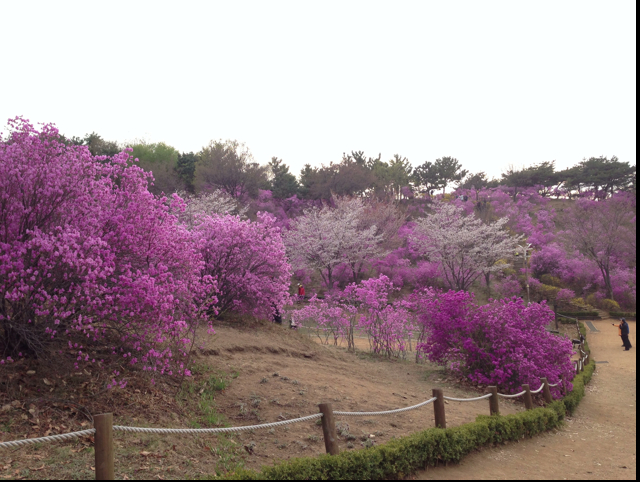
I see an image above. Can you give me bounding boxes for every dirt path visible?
[417,318,636,480]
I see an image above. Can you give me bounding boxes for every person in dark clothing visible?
[273,307,282,324]
[620,318,632,351]
[614,318,632,350]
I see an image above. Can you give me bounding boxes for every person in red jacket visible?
[297,283,305,300]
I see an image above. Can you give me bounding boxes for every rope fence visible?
[0,343,591,478]
[112,414,322,435]
[443,394,493,402]
[334,397,437,416]
[497,390,527,399]
[0,429,97,450]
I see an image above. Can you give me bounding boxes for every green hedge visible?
[212,361,596,480]
[557,311,600,318]
[609,312,636,319]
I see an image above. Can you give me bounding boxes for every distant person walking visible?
[621,318,632,351]
[612,318,632,350]
[297,283,305,300]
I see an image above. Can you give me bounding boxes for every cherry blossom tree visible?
[284,197,386,286]
[173,189,247,228]
[410,202,522,291]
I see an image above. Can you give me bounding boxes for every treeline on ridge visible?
[59,132,636,200]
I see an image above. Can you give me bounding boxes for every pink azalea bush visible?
[0,118,212,378]
[291,275,414,358]
[291,295,357,348]
[491,275,523,299]
[345,275,415,358]
[412,289,574,398]
[193,212,292,318]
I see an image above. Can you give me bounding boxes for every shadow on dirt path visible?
[416,318,636,480]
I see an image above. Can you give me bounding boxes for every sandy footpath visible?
[416,318,636,480]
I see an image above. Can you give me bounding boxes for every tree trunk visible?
[485,272,491,298]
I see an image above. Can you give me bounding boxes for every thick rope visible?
[497,390,527,399]
[443,394,493,402]
[113,413,322,434]
[548,382,560,387]
[334,397,437,417]
[0,429,96,449]
[530,383,545,394]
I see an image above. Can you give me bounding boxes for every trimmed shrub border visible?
[558,311,601,320]
[213,331,596,480]
[609,312,636,320]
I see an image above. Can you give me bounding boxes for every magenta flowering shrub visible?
[413,290,574,398]
[290,275,414,358]
[454,186,557,248]
[372,248,442,289]
[491,275,523,299]
[0,118,211,378]
[555,288,576,304]
[290,295,356,348]
[345,275,415,358]
[194,212,292,318]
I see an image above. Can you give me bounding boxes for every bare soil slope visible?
[193,322,524,467]
[1,320,525,479]
[417,317,636,481]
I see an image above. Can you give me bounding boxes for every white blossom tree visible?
[285,197,386,286]
[411,202,522,291]
[173,189,247,228]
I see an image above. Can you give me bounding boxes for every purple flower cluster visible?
[411,289,575,398]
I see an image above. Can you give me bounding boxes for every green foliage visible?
[195,140,269,198]
[599,299,621,312]
[434,157,468,194]
[530,283,561,303]
[412,160,440,197]
[562,360,595,415]
[82,132,121,157]
[269,157,299,199]
[211,363,596,480]
[298,153,376,199]
[59,131,121,157]
[557,311,600,318]
[460,172,499,199]
[540,274,564,288]
[177,152,198,193]
[578,156,636,197]
[609,312,636,319]
[130,141,182,195]
[412,156,468,196]
[502,161,559,197]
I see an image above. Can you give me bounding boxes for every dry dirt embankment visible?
[194,323,523,468]
[416,317,637,481]
[1,320,526,479]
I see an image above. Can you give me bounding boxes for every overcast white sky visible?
[1,1,636,179]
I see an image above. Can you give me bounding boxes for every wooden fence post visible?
[561,375,567,396]
[522,385,534,410]
[432,388,446,429]
[94,413,114,480]
[488,387,499,416]
[576,361,580,375]
[540,378,553,404]
[318,404,339,455]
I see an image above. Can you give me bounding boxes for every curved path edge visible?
[415,318,636,481]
